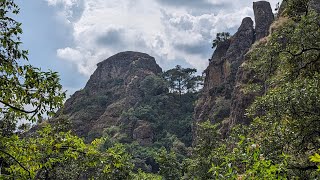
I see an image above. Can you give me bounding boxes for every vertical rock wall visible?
[194,17,254,124]
[254,1,274,40]
[193,1,275,139]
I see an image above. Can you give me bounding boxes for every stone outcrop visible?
[194,17,255,125]
[194,1,274,138]
[58,51,161,144]
[253,1,274,40]
[132,120,153,146]
[227,58,263,128]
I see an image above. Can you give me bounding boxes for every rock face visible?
[194,17,254,125]
[59,51,161,144]
[254,1,274,40]
[194,1,274,138]
[227,58,263,128]
[132,120,153,146]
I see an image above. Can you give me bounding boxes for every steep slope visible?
[194,1,274,135]
[228,0,320,130]
[58,51,162,142]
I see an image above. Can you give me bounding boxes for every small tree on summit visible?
[212,32,230,48]
[163,65,202,96]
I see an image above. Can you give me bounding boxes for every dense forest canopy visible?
[0,0,320,179]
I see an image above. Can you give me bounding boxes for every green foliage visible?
[212,32,230,48]
[140,74,168,97]
[212,97,231,122]
[163,65,202,95]
[284,0,310,18]
[0,125,133,179]
[208,127,288,179]
[242,9,320,179]
[186,122,288,179]
[156,148,182,180]
[123,142,159,172]
[132,169,162,180]
[0,0,65,135]
[184,121,222,179]
[310,150,320,171]
[120,73,199,147]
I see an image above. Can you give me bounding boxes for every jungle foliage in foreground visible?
[1,0,320,179]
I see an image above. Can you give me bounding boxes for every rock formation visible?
[194,1,274,137]
[254,1,274,40]
[228,0,320,129]
[228,55,263,128]
[194,17,255,124]
[58,51,161,144]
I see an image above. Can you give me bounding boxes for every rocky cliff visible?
[58,51,162,143]
[194,1,274,135]
[254,1,274,40]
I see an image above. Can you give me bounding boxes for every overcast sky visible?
[17,0,280,96]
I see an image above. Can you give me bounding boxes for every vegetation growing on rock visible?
[1,0,320,179]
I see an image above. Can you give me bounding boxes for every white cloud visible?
[46,0,83,24]
[57,47,102,76]
[46,0,79,6]
[47,0,281,76]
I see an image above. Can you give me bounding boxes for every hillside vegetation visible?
[0,0,319,179]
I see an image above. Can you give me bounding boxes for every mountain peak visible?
[97,51,155,67]
[60,51,162,142]
[86,51,162,90]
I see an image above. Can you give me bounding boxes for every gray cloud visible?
[47,0,85,22]
[97,28,148,53]
[156,56,193,71]
[168,16,194,31]
[175,42,211,56]
[156,0,228,13]
[69,0,85,22]
[96,28,125,47]
[49,0,281,77]
[157,0,222,8]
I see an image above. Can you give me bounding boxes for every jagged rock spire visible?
[193,1,275,142]
[253,1,274,40]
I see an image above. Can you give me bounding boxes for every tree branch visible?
[288,165,318,171]
[284,47,320,57]
[0,100,38,114]
[0,149,31,178]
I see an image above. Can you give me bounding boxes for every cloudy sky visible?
[17,0,280,96]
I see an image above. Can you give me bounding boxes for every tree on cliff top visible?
[211,32,230,49]
[163,65,202,96]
